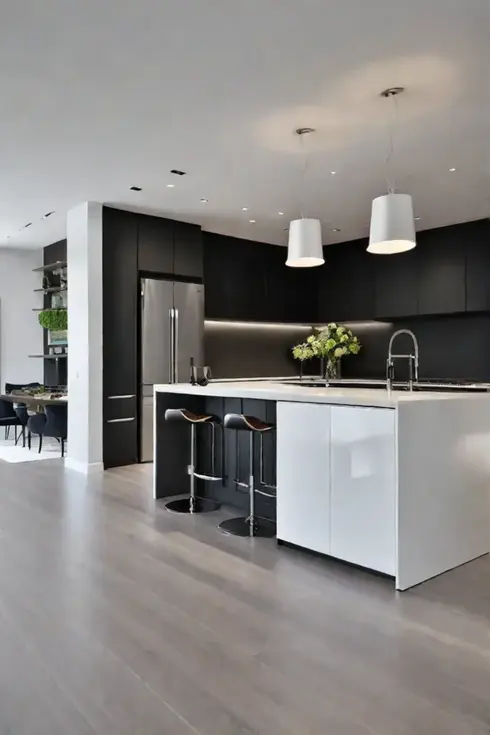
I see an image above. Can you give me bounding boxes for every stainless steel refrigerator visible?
[140,278,204,462]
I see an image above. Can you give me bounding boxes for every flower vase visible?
[325,358,340,381]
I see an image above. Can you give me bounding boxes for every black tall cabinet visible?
[102,207,204,468]
[102,208,139,468]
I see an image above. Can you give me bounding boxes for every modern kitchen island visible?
[154,380,490,590]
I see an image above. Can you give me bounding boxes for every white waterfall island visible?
[154,380,490,590]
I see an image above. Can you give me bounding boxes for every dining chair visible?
[43,405,68,457]
[27,412,47,453]
[0,399,21,442]
[14,405,30,448]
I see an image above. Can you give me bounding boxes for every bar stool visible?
[219,413,276,538]
[164,408,222,514]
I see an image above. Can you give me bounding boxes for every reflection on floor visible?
[0,435,63,463]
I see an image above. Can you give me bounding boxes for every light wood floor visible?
[0,459,489,734]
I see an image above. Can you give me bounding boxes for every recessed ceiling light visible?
[42,211,55,219]
[332,228,341,232]
[170,169,186,176]
[415,216,421,221]
[130,186,142,191]
[200,198,208,203]
[278,211,284,216]
[24,222,32,228]
[242,207,249,211]
[449,167,456,172]
[249,219,256,224]
[330,171,337,175]
[166,183,175,188]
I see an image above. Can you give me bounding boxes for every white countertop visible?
[154,380,489,409]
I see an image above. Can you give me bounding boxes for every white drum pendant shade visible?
[368,193,416,255]
[286,218,324,267]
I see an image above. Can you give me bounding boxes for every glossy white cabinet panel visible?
[330,406,396,575]
[276,402,331,555]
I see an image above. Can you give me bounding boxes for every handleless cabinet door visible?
[465,220,490,311]
[138,215,174,274]
[330,406,396,575]
[276,402,331,554]
[173,222,203,279]
[102,207,138,467]
[375,247,418,318]
[318,240,375,322]
[416,225,466,315]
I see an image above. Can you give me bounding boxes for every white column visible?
[65,202,104,474]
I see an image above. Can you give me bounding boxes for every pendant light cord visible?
[385,93,399,194]
[300,132,308,219]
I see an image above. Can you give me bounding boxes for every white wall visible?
[66,202,103,473]
[0,249,44,389]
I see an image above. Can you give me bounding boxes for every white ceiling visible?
[1,0,489,249]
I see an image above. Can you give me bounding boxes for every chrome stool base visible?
[165,497,221,514]
[218,516,275,538]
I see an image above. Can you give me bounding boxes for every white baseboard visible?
[64,457,104,474]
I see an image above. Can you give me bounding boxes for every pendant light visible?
[368,87,416,255]
[286,128,324,267]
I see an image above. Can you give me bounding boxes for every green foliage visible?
[292,323,361,363]
[38,309,67,332]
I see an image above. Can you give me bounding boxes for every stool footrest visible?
[193,472,223,482]
[255,487,277,499]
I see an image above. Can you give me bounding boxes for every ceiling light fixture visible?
[24,222,32,228]
[249,219,256,223]
[330,171,337,176]
[415,216,421,221]
[278,211,284,216]
[368,87,416,255]
[170,169,186,176]
[130,186,142,191]
[166,183,175,188]
[200,198,208,203]
[332,228,341,232]
[286,128,324,268]
[241,207,249,211]
[449,167,456,172]
[42,211,55,219]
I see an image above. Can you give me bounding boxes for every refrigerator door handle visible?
[169,307,175,383]
[174,308,179,383]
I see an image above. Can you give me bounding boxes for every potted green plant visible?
[38,309,68,346]
[292,323,361,379]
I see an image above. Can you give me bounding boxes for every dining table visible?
[0,393,68,409]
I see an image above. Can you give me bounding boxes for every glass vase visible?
[325,358,340,381]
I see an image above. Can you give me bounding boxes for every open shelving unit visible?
[32,260,68,385]
[32,260,67,273]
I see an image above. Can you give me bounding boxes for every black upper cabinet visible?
[137,215,174,274]
[203,234,266,321]
[374,247,418,318]
[318,239,375,322]
[173,221,203,279]
[416,224,466,315]
[465,220,490,312]
[138,216,203,279]
[203,234,235,318]
[264,246,318,323]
